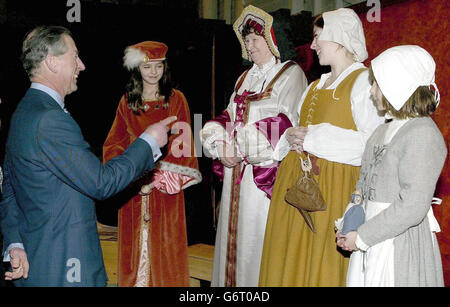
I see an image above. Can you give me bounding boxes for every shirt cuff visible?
[355,234,370,252]
[3,243,24,262]
[139,133,162,162]
[272,131,290,161]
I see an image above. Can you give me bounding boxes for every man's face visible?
[56,35,85,97]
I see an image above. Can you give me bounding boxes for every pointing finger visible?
[159,116,177,127]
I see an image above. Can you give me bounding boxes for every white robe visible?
[201,56,307,286]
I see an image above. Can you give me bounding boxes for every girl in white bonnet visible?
[337,45,447,286]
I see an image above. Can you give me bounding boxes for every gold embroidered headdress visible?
[233,5,280,61]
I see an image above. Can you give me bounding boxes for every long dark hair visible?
[125,60,173,115]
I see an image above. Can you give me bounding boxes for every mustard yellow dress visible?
[259,69,365,286]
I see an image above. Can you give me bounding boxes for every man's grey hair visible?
[22,25,72,78]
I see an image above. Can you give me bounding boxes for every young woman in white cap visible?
[103,41,201,286]
[337,45,446,287]
[259,8,384,286]
[200,5,308,286]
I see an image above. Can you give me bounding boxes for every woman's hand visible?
[220,155,242,168]
[341,231,358,251]
[336,230,345,248]
[286,126,308,153]
[140,181,156,195]
[218,143,242,168]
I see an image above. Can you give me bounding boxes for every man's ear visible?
[44,54,59,73]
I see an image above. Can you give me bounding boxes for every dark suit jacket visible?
[0,88,154,286]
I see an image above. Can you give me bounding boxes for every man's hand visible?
[5,247,29,281]
[144,116,177,148]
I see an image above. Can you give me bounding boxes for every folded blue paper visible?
[341,205,365,235]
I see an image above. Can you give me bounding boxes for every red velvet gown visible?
[103,89,201,286]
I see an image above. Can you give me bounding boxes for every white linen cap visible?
[319,8,368,62]
[371,45,439,111]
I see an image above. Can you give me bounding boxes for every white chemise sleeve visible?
[200,108,234,160]
[271,65,309,161]
[273,81,313,161]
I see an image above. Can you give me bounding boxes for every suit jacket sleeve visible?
[0,158,23,251]
[36,109,154,200]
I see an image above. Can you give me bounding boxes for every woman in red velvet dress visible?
[103,41,202,287]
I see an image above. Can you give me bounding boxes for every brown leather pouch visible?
[285,154,326,232]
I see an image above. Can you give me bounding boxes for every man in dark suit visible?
[0,26,177,286]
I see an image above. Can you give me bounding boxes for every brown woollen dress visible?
[103,89,201,286]
[259,69,366,286]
